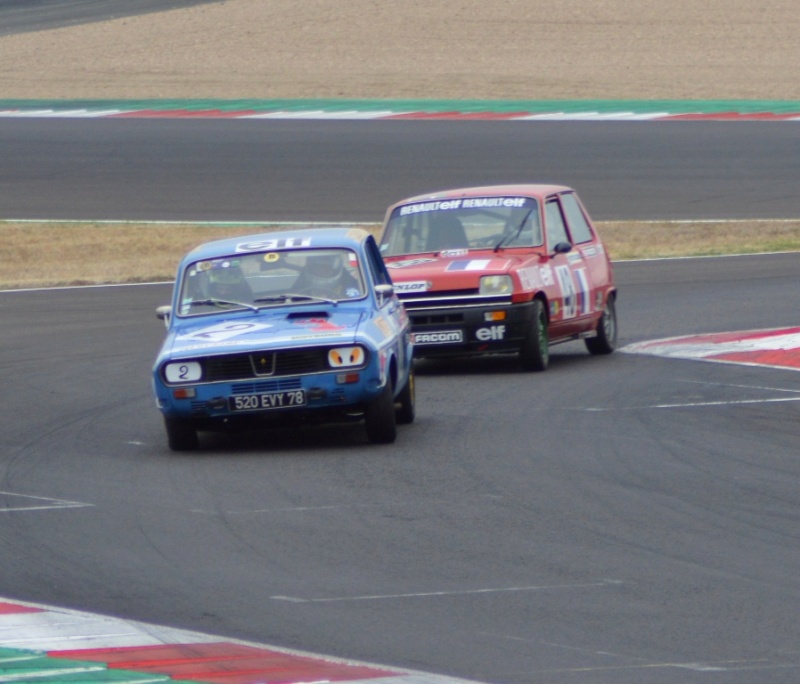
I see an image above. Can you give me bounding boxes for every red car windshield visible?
[380,197,541,257]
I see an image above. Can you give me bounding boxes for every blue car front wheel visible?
[164,415,199,451]
[364,382,397,444]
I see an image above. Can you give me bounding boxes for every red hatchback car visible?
[378,184,617,371]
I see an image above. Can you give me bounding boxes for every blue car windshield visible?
[177,247,366,316]
[379,197,541,256]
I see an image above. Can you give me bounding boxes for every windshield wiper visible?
[188,298,258,312]
[253,293,338,306]
[494,207,534,252]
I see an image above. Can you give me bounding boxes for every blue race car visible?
[152,228,414,450]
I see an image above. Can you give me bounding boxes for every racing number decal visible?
[177,321,271,342]
[554,265,577,319]
[554,266,592,319]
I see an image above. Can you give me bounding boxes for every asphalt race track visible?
[2,250,800,683]
[2,118,800,222]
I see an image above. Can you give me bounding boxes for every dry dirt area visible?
[3,220,800,291]
[1,0,799,101]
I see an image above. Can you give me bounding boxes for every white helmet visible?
[306,253,344,287]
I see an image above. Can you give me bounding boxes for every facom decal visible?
[393,280,429,293]
[236,237,312,252]
[440,249,469,257]
[413,331,464,345]
[177,321,271,342]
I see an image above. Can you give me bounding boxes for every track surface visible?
[3,253,800,684]
[4,4,800,683]
[2,119,800,222]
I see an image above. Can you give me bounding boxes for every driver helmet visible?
[208,263,246,297]
[306,252,344,287]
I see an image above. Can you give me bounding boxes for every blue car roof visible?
[183,227,372,263]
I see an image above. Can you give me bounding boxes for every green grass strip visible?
[1,98,800,114]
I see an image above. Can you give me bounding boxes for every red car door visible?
[543,196,595,339]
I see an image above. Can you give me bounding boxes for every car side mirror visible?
[550,241,573,257]
[156,305,172,328]
[375,283,395,306]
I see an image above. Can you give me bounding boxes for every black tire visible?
[585,295,618,355]
[519,299,549,371]
[364,382,397,444]
[164,416,199,451]
[395,366,416,425]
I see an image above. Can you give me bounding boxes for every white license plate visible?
[229,390,307,412]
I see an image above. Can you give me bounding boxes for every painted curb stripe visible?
[621,327,800,371]
[1,100,800,120]
[0,599,479,684]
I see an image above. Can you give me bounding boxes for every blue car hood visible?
[162,308,366,359]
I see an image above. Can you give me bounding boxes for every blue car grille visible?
[202,349,329,383]
[232,378,303,395]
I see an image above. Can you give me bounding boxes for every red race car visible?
[378,184,617,371]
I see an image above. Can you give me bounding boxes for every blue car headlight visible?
[328,346,366,368]
[163,360,203,383]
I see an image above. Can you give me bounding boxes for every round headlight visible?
[164,361,202,383]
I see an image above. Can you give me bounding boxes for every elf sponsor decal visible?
[236,236,312,252]
[622,327,800,371]
[476,325,506,341]
[176,321,271,343]
[393,280,430,293]
[413,330,464,345]
[398,197,529,216]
